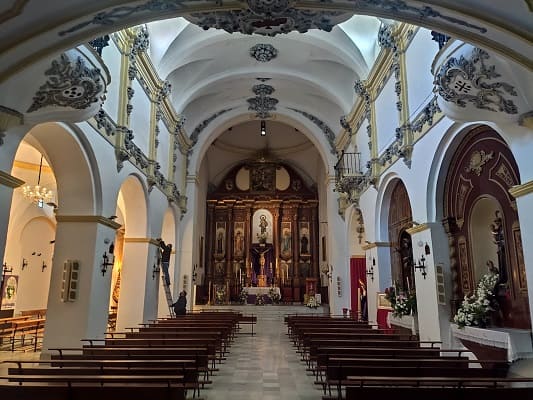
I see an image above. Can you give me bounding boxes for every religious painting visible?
[233,222,245,258]
[299,222,310,255]
[215,262,225,278]
[252,210,273,244]
[280,221,292,258]
[215,222,226,256]
[377,292,392,310]
[1,275,18,310]
[250,164,275,191]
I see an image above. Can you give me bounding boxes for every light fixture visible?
[366,258,375,282]
[414,254,427,279]
[260,120,266,136]
[41,261,47,272]
[22,155,53,208]
[21,258,28,270]
[101,251,113,276]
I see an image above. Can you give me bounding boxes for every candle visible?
[407,277,410,292]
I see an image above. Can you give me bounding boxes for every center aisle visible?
[200,306,325,400]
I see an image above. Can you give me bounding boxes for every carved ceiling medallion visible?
[250,43,278,62]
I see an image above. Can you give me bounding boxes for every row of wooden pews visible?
[285,314,533,400]
[0,310,46,351]
[0,310,244,400]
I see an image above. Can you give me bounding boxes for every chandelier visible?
[22,155,54,208]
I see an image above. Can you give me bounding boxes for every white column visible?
[42,215,120,353]
[116,238,159,331]
[0,171,24,267]
[407,222,452,346]
[176,175,199,310]
[509,181,533,328]
[325,175,349,315]
[364,242,392,326]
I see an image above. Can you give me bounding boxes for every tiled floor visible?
[200,306,324,400]
[0,305,327,399]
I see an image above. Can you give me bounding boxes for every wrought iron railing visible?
[334,151,362,181]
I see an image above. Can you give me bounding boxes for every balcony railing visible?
[334,151,362,181]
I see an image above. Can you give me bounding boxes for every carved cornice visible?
[509,180,533,199]
[362,241,392,250]
[0,170,25,188]
[406,223,430,235]
[124,237,160,245]
[55,215,121,230]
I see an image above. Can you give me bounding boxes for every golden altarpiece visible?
[204,155,318,304]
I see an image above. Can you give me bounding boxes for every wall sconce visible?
[152,263,160,280]
[101,252,112,276]
[21,258,28,270]
[414,254,427,279]
[41,261,47,272]
[425,242,431,255]
[366,257,375,282]
[192,264,198,283]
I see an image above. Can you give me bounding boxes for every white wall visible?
[375,76,399,154]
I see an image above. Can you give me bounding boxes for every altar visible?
[244,286,281,304]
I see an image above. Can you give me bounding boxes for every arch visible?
[438,124,529,329]
[188,109,336,182]
[116,174,149,238]
[21,122,100,216]
[1,2,530,86]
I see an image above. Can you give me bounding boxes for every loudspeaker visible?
[61,260,80,302]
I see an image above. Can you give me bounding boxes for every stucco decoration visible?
[187,4,349,36]
[434,48,518,115]
[288,108,336,155]
[248,84,278,119]
[465,150,494,176]
[131,26,150,55]
[252,84,274,96]
[27,53,103,113]
[58,0,487,37]
[250,44,278,62]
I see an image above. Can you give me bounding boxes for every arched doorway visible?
[442,125,530,329]
[387,180,414,292]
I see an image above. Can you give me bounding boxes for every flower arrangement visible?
[385,286,416,317]
[239,288,248,304]
[306,295,319,309]
[255,294,265,305]
[215,287,226,305]
[268,288,281,304]
[454,273,499,329]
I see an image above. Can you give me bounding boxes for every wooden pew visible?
[324,358,509,398]
[344,376,533,400]
[8,317,45,351]
[0,384,186,400]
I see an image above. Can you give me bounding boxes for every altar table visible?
[245,287,281,297]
